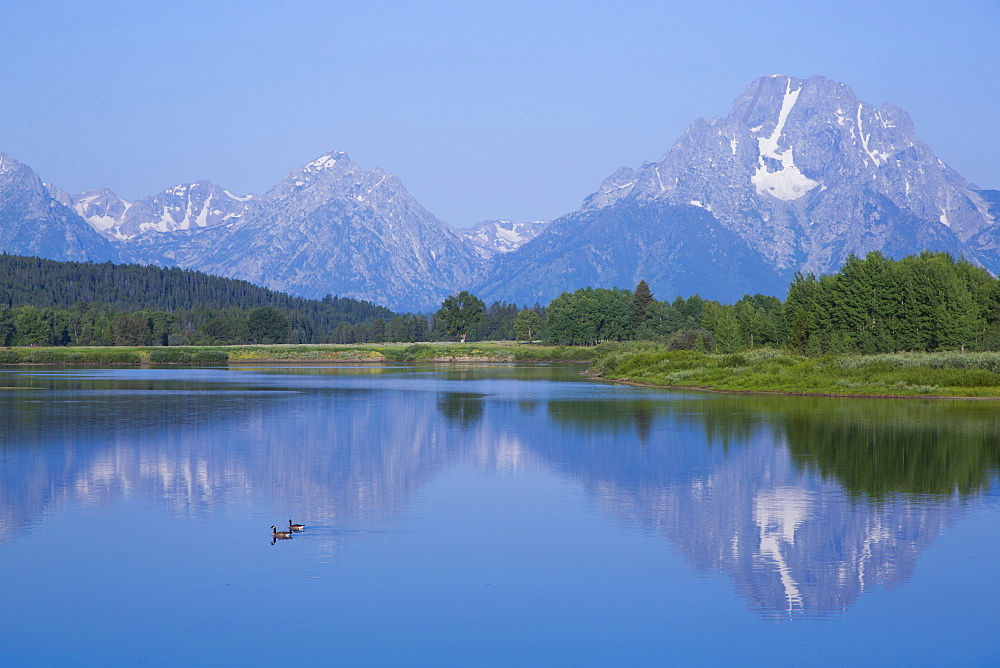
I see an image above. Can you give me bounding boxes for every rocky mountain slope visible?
[2,74,998,310]
[7,152,500,311]
[170,152,484,311]
[477,74,999,305]
[0,153,117,263]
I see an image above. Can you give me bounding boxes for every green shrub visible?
[83,351,141,364]
[666,329,717,352]
[149,349,194,364]
[0,350,23,363]
[167,333,191,346]
[405,344,433,360]
[862,360,894,374]
[719,354,748,368]
[25,349,63,363]
[193,350,229,365]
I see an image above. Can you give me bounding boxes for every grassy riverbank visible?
[590,343,1000,398]
[0,342,594,365]
[7,340,997,398]
[225,342,593,363]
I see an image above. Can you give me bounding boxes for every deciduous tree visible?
[436,291,487,342]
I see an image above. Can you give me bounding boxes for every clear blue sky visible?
[2,0,997,227]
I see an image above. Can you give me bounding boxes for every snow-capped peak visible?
[304,151,351,172]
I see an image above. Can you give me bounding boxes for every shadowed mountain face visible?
[1,367,996,618]
[3,75,999,309]
[475,200,789,305]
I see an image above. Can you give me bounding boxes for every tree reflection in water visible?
[436,392,485,429]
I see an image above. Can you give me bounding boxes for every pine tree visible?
[513,309,543,342]
[631,279,654,335]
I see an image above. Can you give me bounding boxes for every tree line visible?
[0,253,392,319]
[431,251,1000,354]
[0,254,528,346]
[784,251,1000,354]
[4,250,999,354]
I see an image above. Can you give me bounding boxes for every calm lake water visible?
[0,363,998,665]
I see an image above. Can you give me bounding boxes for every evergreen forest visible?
[3,251,999,355]
[0,254,396,346]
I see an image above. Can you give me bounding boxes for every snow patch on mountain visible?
[856,103,890,167]
[751,78,820,201]
[71,189,132,237]
[67,182,254,240]
[460,219,549,260]
[223,189,254,202]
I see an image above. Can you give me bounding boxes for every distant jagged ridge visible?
[51,181,254,240]
[29,152,546,312]
[3,74,1000,310]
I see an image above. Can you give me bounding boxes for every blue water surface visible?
[0,363,997,665]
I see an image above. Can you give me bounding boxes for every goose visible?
[289,520,305,532]
[271,526,293,539]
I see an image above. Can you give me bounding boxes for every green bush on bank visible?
[192,350,229,365]
[81,350,142,364]
[24,349,62,363]
[834,351,1000,372]
[0,341,604,367]
[149,349,193,364]
[147,349,228,364]
[0,349,142,364]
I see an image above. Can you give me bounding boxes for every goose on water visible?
[289,520,305,532]
[271,526,293,539]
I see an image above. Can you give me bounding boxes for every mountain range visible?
[3,74,998,311]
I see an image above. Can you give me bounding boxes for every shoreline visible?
[6,343,1000,399]
[589,372,1000,401]
[0,343,594,366]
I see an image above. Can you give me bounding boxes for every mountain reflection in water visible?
[544,394,999,616]
[0,366,996,619]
